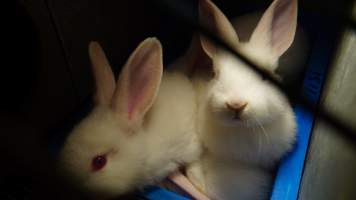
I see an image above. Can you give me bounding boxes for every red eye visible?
[92,155,107,171]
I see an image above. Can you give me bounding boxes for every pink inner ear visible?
[271,0,297,55]
[126,43,161,121]
[127,67,149,120]
[112,38,162,126]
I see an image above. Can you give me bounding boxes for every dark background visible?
[1,0,353,199]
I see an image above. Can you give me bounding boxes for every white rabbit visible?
[58,38,203,199]
[179,0,299,199]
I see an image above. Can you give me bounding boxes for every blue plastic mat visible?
[270,20,337,200]
[143,186,191,200]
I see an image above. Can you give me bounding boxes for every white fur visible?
[183,0,299,199]
[193,55,296,167]
[188,155,272,200]
[186,53,296,199]
[59,40,202,199]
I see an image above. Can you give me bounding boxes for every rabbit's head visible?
[59,38,163,198]
[194,0,297,128]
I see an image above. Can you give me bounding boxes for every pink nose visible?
[226,102,248,118]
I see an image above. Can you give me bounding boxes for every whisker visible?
[254,116,270,147]
[252,121,263,158]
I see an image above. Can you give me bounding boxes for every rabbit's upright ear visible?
[89,42,116,106]
[112,38,163,130]
[250,0,298,59]
[198,0,239,58]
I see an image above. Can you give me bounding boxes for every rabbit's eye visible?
[92,155,107,171]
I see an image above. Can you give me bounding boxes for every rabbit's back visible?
[142,72,201,179]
